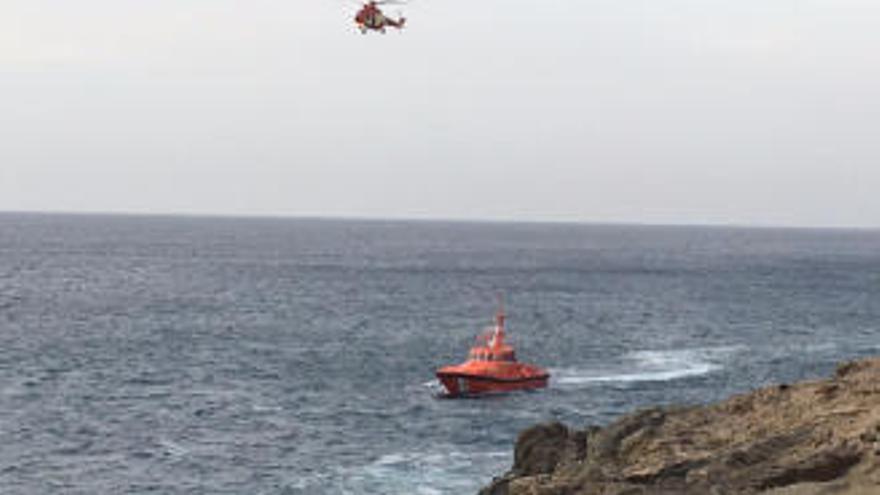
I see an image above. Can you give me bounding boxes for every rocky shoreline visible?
[480,357,880,495]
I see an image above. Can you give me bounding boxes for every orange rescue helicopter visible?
[354,1,406,34]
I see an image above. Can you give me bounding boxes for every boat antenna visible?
[491,293,506,350]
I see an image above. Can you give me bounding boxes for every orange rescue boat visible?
[436,301,549,396]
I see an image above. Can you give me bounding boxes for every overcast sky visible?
[2,0,879,227]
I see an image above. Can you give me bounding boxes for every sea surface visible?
[1,213,879,494]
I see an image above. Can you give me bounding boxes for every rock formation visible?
[481,357,880,495]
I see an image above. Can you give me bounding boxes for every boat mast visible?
[493,294,505,349]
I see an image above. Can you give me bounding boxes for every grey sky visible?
[2,0,879,227]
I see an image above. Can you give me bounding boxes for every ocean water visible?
[1,213,879,494]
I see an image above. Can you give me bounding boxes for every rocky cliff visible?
[481,357,880,495]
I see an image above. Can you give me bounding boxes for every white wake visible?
[552,346,743,386]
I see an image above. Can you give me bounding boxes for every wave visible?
[552,346,743,386]
[293,449,508,494]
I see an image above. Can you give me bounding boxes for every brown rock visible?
[481,357,880,495]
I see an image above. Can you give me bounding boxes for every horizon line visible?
[1,208,878,233]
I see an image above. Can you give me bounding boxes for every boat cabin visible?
[468,346,516,362]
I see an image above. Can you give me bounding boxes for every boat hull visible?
[436,372,549,396]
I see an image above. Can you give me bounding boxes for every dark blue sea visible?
[1,213,879,494]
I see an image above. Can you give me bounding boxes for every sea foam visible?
[552,346,743,386]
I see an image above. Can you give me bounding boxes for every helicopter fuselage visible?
[355,2,405,33]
